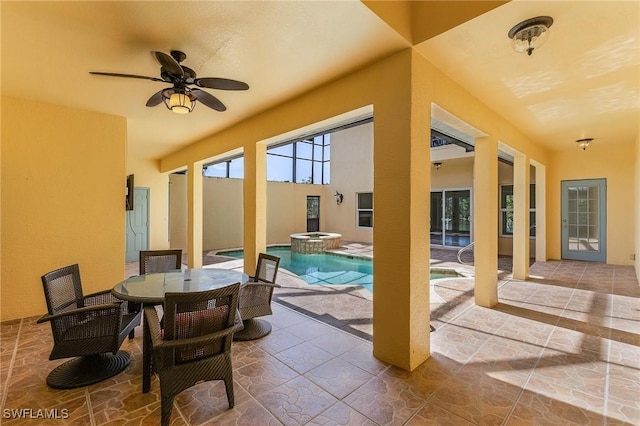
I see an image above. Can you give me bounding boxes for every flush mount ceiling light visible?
[576,137,594,150]
[433,162,442,170]
[508,16,553,56]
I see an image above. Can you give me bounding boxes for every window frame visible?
[499,184,536,238]
[356,192,373,228]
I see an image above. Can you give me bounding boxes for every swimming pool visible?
[220,246,451,293]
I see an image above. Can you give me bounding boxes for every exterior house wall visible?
[169,121,542,258]
[168,122,374,251]
[1,97,127,321]
[547,140,636,265]
[324,123,374,243]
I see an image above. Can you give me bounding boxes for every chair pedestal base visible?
[46,351,131,389]
[233,318,272,341]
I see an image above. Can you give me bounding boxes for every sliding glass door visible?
[430,189,472,248]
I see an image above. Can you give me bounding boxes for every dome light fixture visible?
[508,16,553,56]
[576,138,593,150]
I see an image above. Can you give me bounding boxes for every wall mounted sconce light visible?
[508,16,553,56]
[433,162,442,171]
[576,138,593,150]
[334,191,343,205]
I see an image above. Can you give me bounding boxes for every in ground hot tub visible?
[290,232,342,254]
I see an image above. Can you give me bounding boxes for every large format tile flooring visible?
[1,253,639,425]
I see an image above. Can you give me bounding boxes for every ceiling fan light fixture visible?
[163,89,196,114]
[576,137,593,150]
[508,16,553,56]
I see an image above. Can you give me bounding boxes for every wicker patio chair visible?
[233,253,281,341]
[139,249,183,275]
[136,249,183,323]
[37,264,142,389]
[143,284,241,426]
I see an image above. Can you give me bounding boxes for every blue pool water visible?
[223,247,374,292]
[221,247,451,293]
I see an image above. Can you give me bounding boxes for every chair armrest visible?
[37,303,122,324]
[152,325,237,350]
[247,279,281,289]
[143,306,163,346]
[84,289,122,306]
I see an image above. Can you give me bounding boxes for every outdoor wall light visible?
[508,16,553,56]
[334,191,343,205]
[433,162,442,171]
[576,137,593,150]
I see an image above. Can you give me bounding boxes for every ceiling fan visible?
[90,50,249,114]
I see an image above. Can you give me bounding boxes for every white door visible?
[125,187,149,261]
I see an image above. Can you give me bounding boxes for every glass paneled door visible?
[561,179,606,262]
[307,196,320,232]
[430,189,472,247]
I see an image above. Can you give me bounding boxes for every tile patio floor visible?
[1,244,638,425]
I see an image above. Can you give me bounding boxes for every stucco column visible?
[372,50,431,371]
[243,142,267,275]
[473,136,498,307]
[512,154,530,279]
[187,162,203,268]
[532,161,546,262]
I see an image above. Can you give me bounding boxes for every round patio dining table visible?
[112,268,249,393]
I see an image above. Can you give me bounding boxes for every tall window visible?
[500,184,536,237]
[357,192,373,228]
[202,133,331,184]
[203,157,244,178]
[267,134,330,184]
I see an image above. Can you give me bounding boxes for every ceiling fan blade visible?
[191,88,226,112]
[152,51,183,76]
[90,71,163,82]
[195,77,249,90]
[146,89,165,107]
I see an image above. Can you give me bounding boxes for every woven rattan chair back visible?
[139,249,182,275]
[144,284,240,426]
[163,285,239,362]
[41,264,85,314]
[254,253,280,283]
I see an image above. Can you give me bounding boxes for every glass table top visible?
[112,268,249,303]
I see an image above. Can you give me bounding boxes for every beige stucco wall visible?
[126,156,171,250]
[547,140,636,265]
[1,97,127,321]
[636,130,640,278]
[325,122,374,243]
[267,182,325,245]
[169,173,188,251]
[169,123,374,251]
